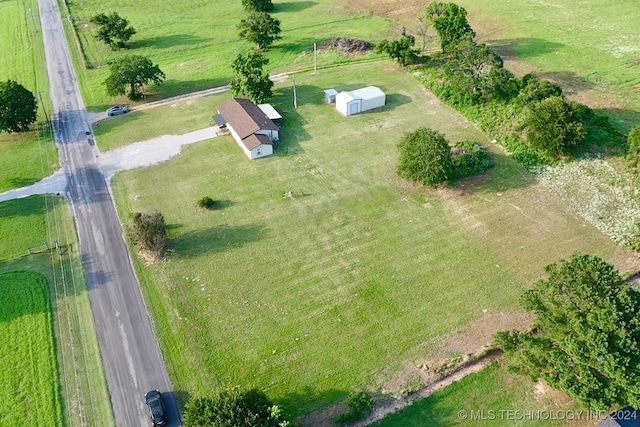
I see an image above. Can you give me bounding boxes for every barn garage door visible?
[349,101,360,115]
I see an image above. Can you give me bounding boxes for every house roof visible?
[217,98,278,139]
[258,104,282,121]
[243,133,273,151]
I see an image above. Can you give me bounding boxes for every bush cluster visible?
[450,140,494,179]
[334,391,374,425]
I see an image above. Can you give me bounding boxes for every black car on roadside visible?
[144,389,167,426]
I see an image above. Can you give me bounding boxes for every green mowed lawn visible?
[0,196,115,427]
[110,61,632,417]
[371,361,582,427]
[0,0,57,192]
[0,270,63,427]
[66,0,390,108]
[0,196,50,261]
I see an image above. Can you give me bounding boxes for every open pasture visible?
[110,61,637,418]
[0,270,63,427]
[65,0,391,108]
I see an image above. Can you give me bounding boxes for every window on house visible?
[256,147,262,156]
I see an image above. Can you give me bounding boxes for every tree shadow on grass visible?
[130,34,212,50]
[0,194,52,219]
[596,107,640,135]
[488,37,564,60]
[276,386,346,427]
[450,150,536,194]
[273,1,318,13]
[168,224,268,258]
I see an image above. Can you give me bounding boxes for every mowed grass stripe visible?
[0,270,63,427]
[110,63,532,415]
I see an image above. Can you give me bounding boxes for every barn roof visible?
[351,86,385,100]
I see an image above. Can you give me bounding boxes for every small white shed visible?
[335,86,385,116]
[323,88,338,104]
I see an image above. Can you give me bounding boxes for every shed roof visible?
[351,86,385,100]
[324,88,338,96]
[258,103,282,121]
[217,98,278,139]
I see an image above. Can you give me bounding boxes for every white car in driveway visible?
[106,105,130,116]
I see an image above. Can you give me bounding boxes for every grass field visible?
[0,195,115,427]
[64,0,391,108]
[0,0,58,192]
[371,361,592,427]
[110,60,637,418]
[0,270,63,427]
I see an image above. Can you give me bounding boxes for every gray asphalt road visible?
[37,0,180,425]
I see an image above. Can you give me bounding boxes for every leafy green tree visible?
[397,127,453,186]
[241,0,273,12]
[183,388,294,427]
[376,28,419,66]
[495,253,640,410]
[230,50,273,103]
[627,124,640,169]
[517,74,563,106]
[104,55,165,100]
[524,96,585,156]
[450,140,494,179]
[127,210,167,257]
[442,39,519,104]
[238,12,282,50]
[0,80,37,133]
[90,12,136,50]
[425,2,475,53]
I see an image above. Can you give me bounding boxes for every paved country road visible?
[37,0,180,425]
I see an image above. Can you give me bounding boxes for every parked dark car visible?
[106,105,130,116]
[144,390,167,426]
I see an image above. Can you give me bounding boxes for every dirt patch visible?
[318,37,374,53]
[378,311,533,396]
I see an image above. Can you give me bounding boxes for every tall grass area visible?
[0,0,58,192]
[109,61,633,417]
[0,270,63,427]
[64,0,390,108]
[371,362,582,427]
[0,195,115,427]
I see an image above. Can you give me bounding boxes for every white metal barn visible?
[335,86,385,116]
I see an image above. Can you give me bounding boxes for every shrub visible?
[127,210,167,257]
[334,391,374,425]
[516,75,562,106]
[397,127,452,186]
[197,196,216,209]
[523,96,585,156]
[450,140,494,179]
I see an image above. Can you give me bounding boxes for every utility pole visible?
[313,43,317,74]
[292,74,297,109]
